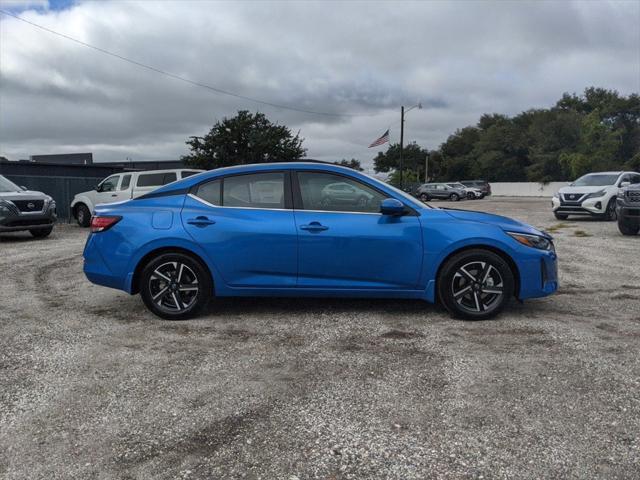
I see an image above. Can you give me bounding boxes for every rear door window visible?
[223,173,286,209]
[195,179,221,206]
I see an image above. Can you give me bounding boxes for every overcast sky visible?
[1,0,639,170]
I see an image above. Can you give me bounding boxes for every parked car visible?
[552,171,640,221]
[617,182,640,235]
[83,162,558,321]
[460,180,491,197]
[0,175,57,238]
[71,169,203,226]
[446,182,484,200]
[320,181,375,209]
[416,183,467,202]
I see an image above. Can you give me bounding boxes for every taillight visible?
[90,215,122,233]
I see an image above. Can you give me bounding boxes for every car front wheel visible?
[604,198,617,221]
[140,252,212,320]
[438,249,515,320]
[419,193,430,202]
[30,227,53,238]
[618,218,639,236]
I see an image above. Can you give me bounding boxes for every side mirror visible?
[380,198,405,216]
[620,181,630,188]
[94,184,100,192]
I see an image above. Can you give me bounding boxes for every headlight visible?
[553,192,559,199]
[585,190,606,199]
[0,200,12,218]
[507,232,554,251]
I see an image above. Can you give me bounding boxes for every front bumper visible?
[551,195,607,216]
[0,208,57,232]
[616,199,640,220]
[517,248,559,300]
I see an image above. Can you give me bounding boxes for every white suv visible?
[552,171,640,221]
[71,168,203,226]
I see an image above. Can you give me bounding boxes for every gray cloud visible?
[0,0,638,171]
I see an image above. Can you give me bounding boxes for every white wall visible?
[491,182,569,197]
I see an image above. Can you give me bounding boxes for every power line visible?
[0,9,372,118]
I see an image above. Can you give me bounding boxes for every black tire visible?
[467,192,475,200]
[618,218,640,236]
[29,226,53,238]
[438,249,515,321]
[419,193,430,202]
[449,193,460,202]
[604,198,617,221]
[139,252,212,320]
[554,212,568,220]
[76,204,91,227]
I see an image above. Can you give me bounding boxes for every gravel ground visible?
[0,197,639,480]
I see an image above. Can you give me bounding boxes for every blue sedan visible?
[83,162,558,320]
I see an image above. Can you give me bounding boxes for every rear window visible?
[136,172,178,187]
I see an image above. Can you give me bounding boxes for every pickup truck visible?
[617,182,640,235]
[71,169,203,226]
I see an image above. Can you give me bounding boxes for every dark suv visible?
[460,180,491,197]
[0,175,57,238]
[617,183,640,235]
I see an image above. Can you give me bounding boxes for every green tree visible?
[334,158,363,171]
[182,110,306,169]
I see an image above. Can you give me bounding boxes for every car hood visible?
[558,185,613,195]
[443,208,547,237]
[0,190,49,200]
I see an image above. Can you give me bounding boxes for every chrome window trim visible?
[187,193,383,215]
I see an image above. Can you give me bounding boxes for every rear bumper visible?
[83,233,128,291]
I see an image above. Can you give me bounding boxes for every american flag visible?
[368,129,390,148]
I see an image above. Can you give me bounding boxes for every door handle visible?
[111,194,118,197]
[300,222,328,232]
[187,216,216,227]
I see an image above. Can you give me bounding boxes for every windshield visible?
[573,174,619,187]
[0,175,22,193]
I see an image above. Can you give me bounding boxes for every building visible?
[30,153,93,165]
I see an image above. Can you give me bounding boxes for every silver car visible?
[415,182,467,202]
[0,175,57,238]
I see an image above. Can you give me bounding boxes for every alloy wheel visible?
[148,261,199,313]
[451,261,504,314]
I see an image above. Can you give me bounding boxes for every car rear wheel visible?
[554,212,568,220]
[419,193,430,202]
[76,204,91,227]
[140,252,212,320]
[449,193,460,202]
[29,227,53,238]
[438,249,515,320]
[618,218,639,236]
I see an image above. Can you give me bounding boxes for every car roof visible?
[144,162,371,195]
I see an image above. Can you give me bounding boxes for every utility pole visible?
[398,103,422,190]
[425,152,429,183]
[399,106,405,189]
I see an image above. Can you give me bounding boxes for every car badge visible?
[27,202,35,209]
